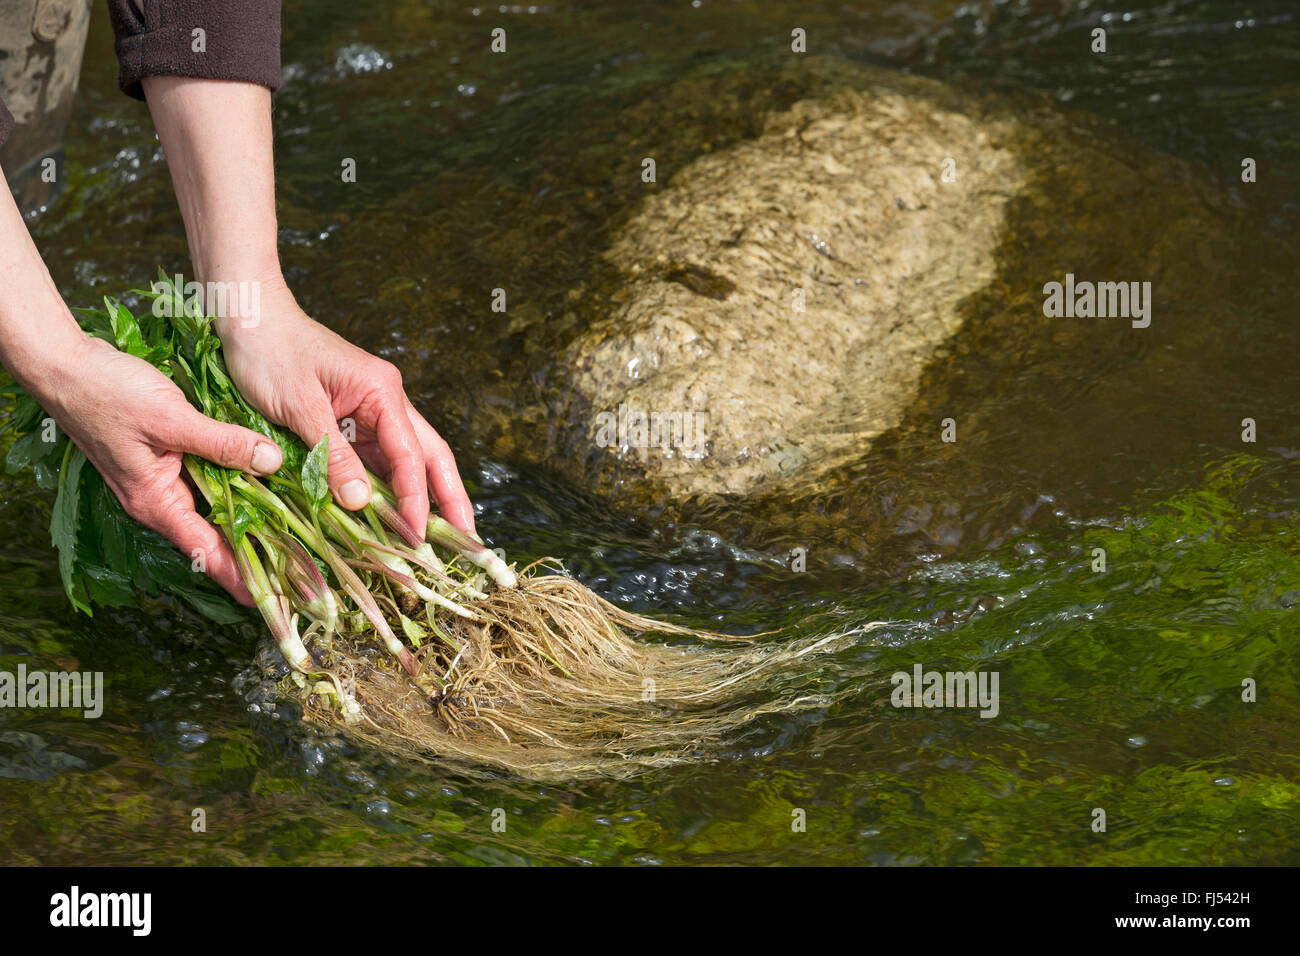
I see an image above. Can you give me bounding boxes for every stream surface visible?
[1,0,1297,865]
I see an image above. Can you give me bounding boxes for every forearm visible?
[142,76,284,316]
[0,187,88,397]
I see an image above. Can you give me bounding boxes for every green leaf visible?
[170,355,201,409]
[6,428,57,474]
[172,585,246,625]
[302,435,331,512]
[51,444,92,616]
[106,297,150,358]
[1,389,46,435]
[81,563,138,608]
[32,455,63,490]
[400,614,426,649]
[94,476,134,577]
[72,306,116,343]
[229,503,257,546]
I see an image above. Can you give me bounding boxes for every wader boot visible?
[0,0,93,212]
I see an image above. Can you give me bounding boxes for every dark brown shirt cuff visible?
[108,0,282,101]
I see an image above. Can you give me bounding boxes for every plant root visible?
[284,563,882,781]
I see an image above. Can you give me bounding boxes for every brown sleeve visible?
[0,101,13,152]
[108,0,282,101]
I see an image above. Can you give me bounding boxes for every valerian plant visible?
[0,272,515,677]
[0,274,849,781]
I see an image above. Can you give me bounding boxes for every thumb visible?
[173,408,284,476]
[284,399,371,510]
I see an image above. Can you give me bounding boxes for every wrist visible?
[0,208,91,399]
[1,314,94,410]
[192,247,283,291]
[201,267,295,340]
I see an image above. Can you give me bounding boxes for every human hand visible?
[33,335,288,605]
[138,76,475,541]
[216,280,476,542]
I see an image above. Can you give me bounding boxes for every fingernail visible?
[251,442,281,475]
[340,478,370,509]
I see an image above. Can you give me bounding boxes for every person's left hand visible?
[217,279,476,541]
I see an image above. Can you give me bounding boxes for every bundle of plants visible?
[1,274,870,779]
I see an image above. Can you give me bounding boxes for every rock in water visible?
[410,53,1247,537]
[559,76,1027,500]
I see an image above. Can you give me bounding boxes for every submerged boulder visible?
[362,51,1247,541]
[514,52,1246,525]
[561,81,1026,499]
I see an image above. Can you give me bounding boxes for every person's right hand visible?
[31,334,286,604]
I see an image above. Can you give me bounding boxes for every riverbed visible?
[1,0,1297,865]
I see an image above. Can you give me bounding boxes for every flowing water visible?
[1,0,1298,864]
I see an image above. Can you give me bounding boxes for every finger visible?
[372,392,430,539]
[136,477,254,606]
[170,407,283,476]
[353,442,391,482]
[281,395,372,511]
[406,400,475,534]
